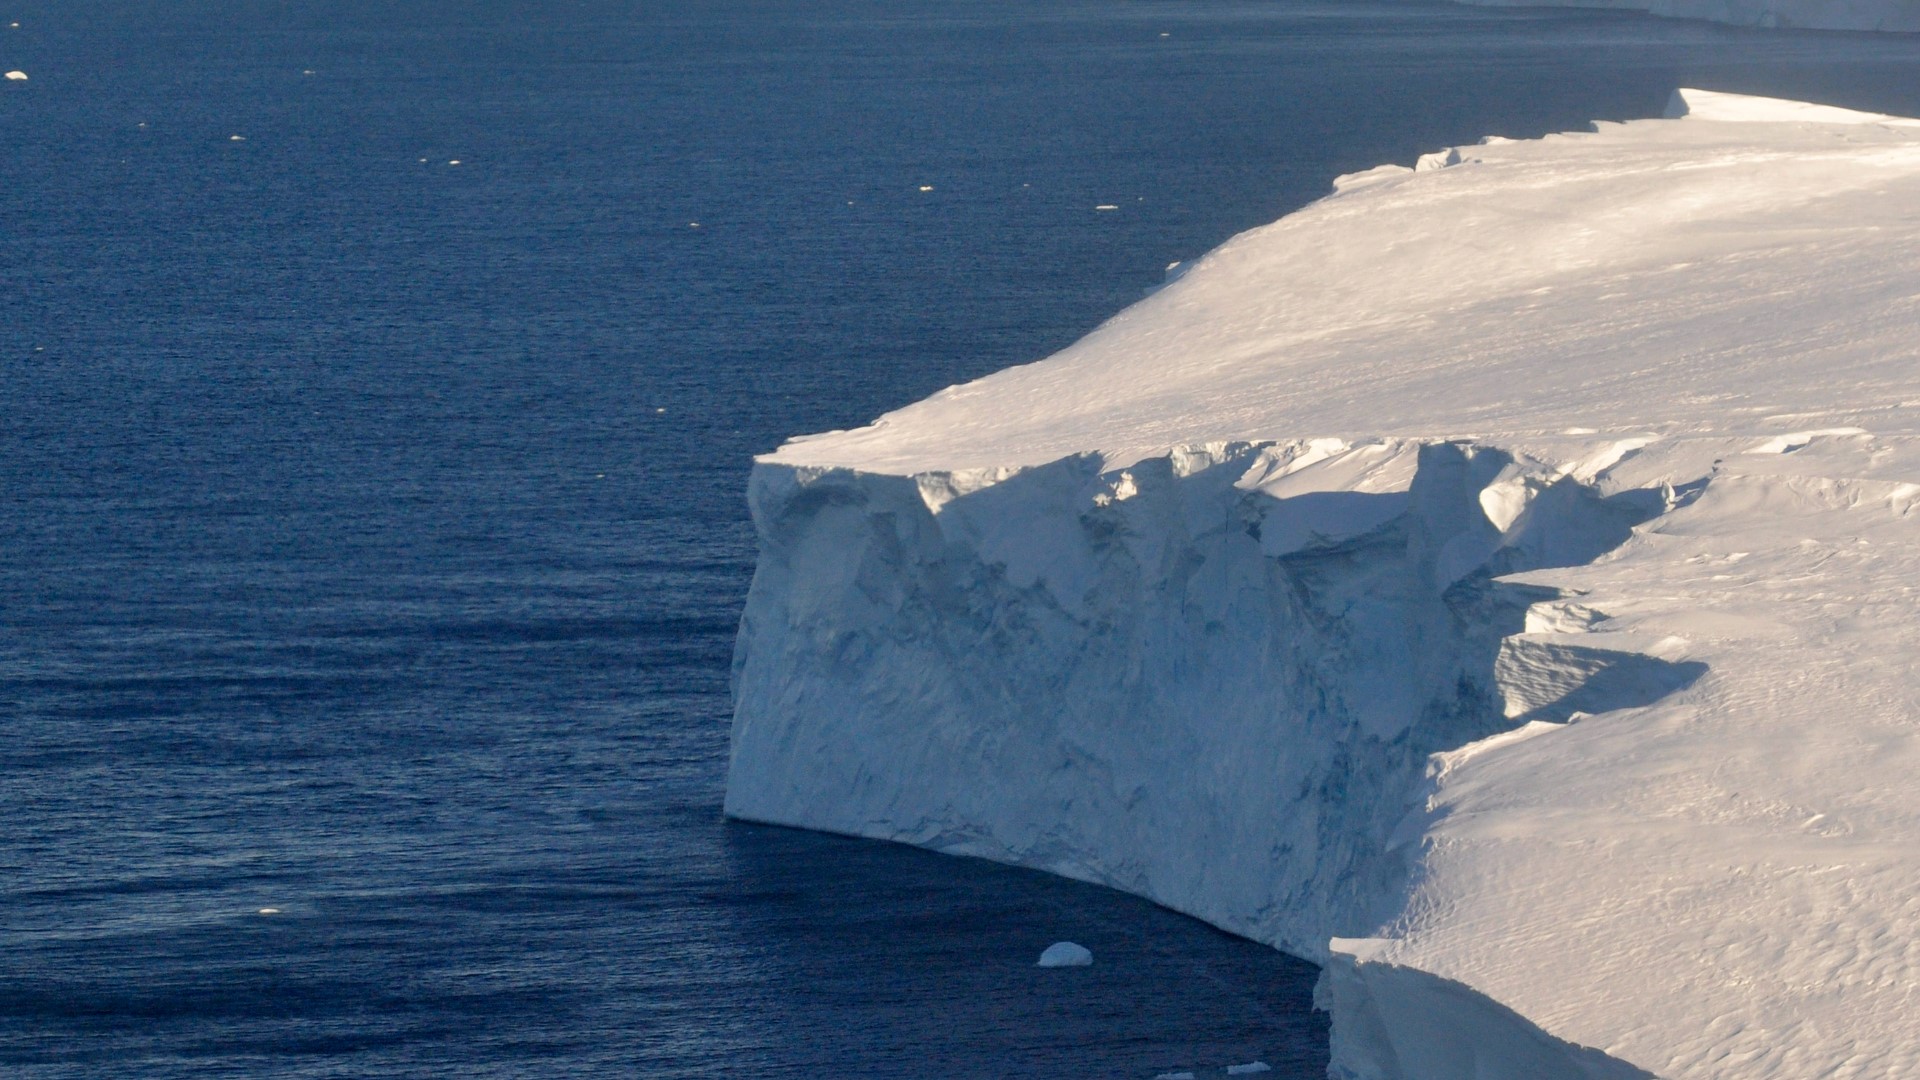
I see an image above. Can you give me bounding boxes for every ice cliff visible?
[1451,0,1920,32]
[726,89,1920,1078]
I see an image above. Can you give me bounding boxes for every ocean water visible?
[4,2,1918,1077]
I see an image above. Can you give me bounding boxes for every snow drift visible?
[726,89,1920,1078]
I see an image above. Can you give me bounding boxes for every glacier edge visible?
[727,93,1920,1078]
[727,437,1699,1078]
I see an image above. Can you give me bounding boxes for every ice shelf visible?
[726,91,1920,1078]
[1452,0,1920,32]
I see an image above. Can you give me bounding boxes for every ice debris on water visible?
[1225,1065,1271,1076]
[1152,1072,1195,1079]
[1035,941,1092,967]
[5,70,27,81]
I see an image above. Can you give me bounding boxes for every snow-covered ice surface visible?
[1451,0,1920,32]
[727,90,1920,1078]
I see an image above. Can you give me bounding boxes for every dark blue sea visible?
[3,2,1917,1076]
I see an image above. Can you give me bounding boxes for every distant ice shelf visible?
[725,90,1920,1078]
[1451,0,1920,32]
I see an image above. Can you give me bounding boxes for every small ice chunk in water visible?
[1036,941,1092,967]
[257,908,281,915]
[1226,1064,1271,1075]
[5,70,27,81]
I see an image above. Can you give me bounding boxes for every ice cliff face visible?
[728,91,1920,1078]
[731,439,1688,953]
[1452,0,1920,32]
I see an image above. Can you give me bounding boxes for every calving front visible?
[727,92,1920,1078]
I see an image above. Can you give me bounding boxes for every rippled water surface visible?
[4,1,1917,1076]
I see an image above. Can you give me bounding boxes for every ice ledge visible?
[1320,941,1656,1080]
[1666,87,1920,126]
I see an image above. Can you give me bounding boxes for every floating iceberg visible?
[726,90,1920,1078]
[1036,941,1094,967]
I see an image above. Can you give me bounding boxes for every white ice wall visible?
[728,438,1693,1076]
[1451,0,1920,32]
